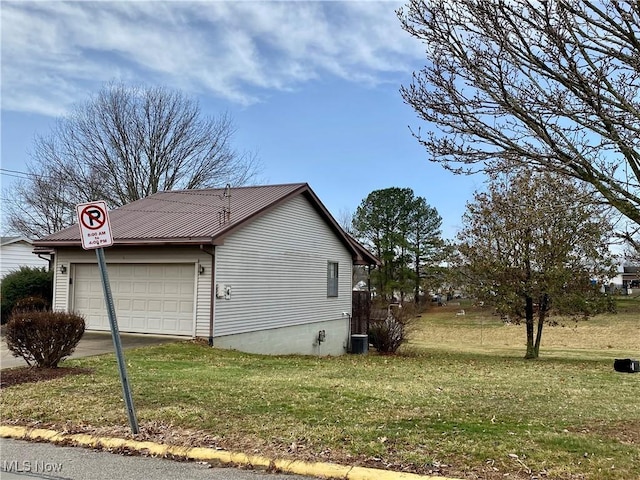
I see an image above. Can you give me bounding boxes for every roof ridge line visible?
[151,182,308,196]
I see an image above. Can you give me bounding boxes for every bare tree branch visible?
[4,82,261,237]
[398,0,640,224]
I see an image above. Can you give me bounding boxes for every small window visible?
[327,262,339,297]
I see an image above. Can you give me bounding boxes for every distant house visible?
[0,237,50,279]
[34,183,378,355]
[612,266,640,294]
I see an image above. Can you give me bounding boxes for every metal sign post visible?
[95,247,139,433]
[76,201,139,434]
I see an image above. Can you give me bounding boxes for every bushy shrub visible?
[5,311,85,368]
[1,267,53,323]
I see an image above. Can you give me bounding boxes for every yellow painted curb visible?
[0,425,463,480]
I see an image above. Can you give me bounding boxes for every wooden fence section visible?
[351,291,371,335]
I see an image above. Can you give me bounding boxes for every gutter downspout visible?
[37,253,53,271]
[200,245,215,346]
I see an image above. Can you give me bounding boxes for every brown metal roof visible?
[34,183,379,265]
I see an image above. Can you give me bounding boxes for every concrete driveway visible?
[0,331,186,370]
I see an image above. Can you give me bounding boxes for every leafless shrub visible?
[12,296,50,314]
[369,303,421,354]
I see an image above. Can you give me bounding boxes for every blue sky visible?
[1,1,483,239]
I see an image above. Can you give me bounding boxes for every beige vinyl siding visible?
[53,257,70,312]
[52,246,210,337]
[213,195,352,337]
[195,253,214,338]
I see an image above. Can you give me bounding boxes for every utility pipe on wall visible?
[342,312,352,353]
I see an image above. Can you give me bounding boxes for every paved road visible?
[0,438,320,480]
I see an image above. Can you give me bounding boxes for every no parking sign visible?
[76,201,113,249]
[74,200,138,433]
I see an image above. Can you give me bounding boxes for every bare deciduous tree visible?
[4,172,77,239]
[398,1,640,228]
[336,207,355,235]
[5,82,260,237]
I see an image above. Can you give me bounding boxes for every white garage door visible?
[72,263,195,336]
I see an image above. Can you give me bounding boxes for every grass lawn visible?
[1,299,639,480]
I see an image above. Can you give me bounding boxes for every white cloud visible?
[1,1,424,116]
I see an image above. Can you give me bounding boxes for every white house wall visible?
[212,195,352,347]
[0,242,49,279]
[53,246,211,336]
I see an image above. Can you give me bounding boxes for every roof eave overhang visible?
[33,237,218,248]
[353,254,381,267]
[1,236,33,247]
[354,259,376,266]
